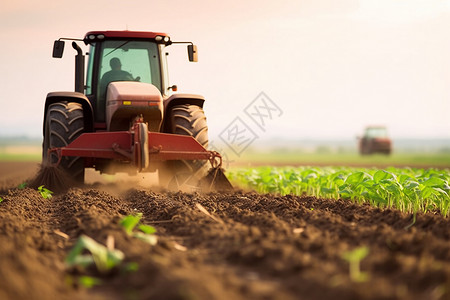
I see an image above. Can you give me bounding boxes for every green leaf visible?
[330,172,345,182]
[0,197,3,203]
[404,181,420,189]
[338,188,352,195]
[78,276,102,288]
[123,262,139,273]
[338,189,352,199]
[17,182,27,189]
[37,185,53,199]
[360,180,375,189]
[422,177,447,188]
[345,172,365,185]
[386,183,402,197]
[338,183,350,191]
[66,235,124,273]
[367,192,386,204]
[138,224,157,234]
[373,170,392,183]
[120,213,143,235]
[421,187,433,199]
[304,173,318,181]
[398,174,414,184]
[433,187,448,197]
[342,246,369,262]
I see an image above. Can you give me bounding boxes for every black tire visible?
[159,104,209,190]
[43,102,85,183]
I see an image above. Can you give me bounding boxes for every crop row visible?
[227,166,450,217]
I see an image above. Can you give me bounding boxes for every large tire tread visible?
[43,102,85,183]
[160,104,209,190]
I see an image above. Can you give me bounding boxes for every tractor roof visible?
[84,30,169,44]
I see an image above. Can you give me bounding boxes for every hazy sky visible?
[1,0,450,142]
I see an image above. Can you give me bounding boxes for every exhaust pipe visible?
[72,42,85,93]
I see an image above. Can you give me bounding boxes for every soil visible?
[0,162,449,300]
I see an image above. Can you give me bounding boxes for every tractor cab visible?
[52,31,198,127]
[83,32,167,123]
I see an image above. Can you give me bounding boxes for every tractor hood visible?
[106,82,163,132]
[107,81,162,102]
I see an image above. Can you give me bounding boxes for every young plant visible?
[0,197,3,203]
[78,276,103,288]
[17,182,27,189]
[65,235,124,274]
[120,213,157,245]
[37,185,53,199]
[120,213,143,234]
[341,246,370,282]
[123,262,140,273]
[65,274,103,289]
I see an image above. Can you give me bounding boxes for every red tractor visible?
[40,30,231,191]
[359,126,392,155]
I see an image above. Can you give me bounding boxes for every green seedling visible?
[78,276,102,288]
[37,185,53,199]
[17,182,27,189]
[123,262,139,273]
[341,246,370,282]
[65,275,103,289]
[119,213,157,245]
[139,224,157,234]
[0,197,3,203]
[66,235,124,274]
[120,213,143,235]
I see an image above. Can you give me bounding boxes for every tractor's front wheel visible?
[43,102,85,183]
[159,104,209,191]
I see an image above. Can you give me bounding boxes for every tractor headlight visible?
[87,34,105,41]
[155,35,171,43]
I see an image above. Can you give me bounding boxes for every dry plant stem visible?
[195,203,224,224]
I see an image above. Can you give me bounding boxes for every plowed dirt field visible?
[0,162,449,300]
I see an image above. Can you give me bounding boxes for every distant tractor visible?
[359,126,392,155]
[40,30,231,191]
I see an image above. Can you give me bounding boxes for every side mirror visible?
[53,40,65,58]
[187,44,198,62]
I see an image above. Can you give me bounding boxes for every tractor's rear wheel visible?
[43,102,85,183]
[159,104,209,191]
